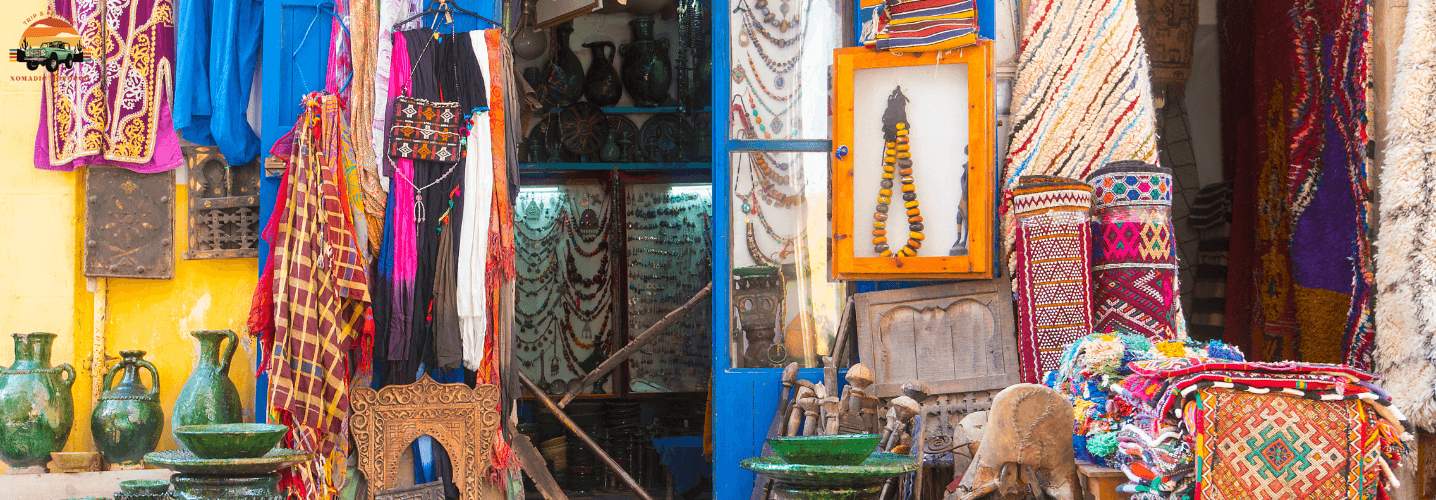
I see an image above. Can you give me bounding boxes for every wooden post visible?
[511,433,570,500]
[557,283,713,408]
[519,371,656,500]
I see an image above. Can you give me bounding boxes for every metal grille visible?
[184,145,261,260]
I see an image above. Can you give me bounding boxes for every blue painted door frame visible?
[707,2,995,498]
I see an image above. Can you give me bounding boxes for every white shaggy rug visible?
[1375,0,1436,432]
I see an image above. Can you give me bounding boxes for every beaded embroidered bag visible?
[388,96,464,163]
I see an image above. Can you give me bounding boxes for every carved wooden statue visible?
[350,375,501,500]
[949,384,1075,500]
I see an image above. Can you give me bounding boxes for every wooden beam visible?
[557,282,713,408]
[518,371,656,500]
[511,433,569,500]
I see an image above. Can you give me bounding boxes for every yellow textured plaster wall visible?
[0,0,257,473]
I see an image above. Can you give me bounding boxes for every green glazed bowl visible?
[765,434,880,466]
[173,423,289,459]
[119,479,170,495]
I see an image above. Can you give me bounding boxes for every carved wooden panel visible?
[184,145,261,260]
[84,166,175,279]
[350,375,501,500]
[375,481,445,500]
[855,280,1018,398]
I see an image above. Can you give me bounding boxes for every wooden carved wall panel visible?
[184,145,261,260]
[855,281,1018,398]
[84,166,175,279]
[375,481,445,500]
[350,375,501,500]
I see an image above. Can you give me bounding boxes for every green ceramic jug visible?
[0,332,75,469]
[92,350,162,466]
[172,330,242,435]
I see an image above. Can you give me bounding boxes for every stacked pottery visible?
[0,332,75,472]
[93,350,164,468]
[146,423,309,500]
[741,434,917,500]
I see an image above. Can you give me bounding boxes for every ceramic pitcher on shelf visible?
[172,330,242,435]
[92,350,162,467]
[621,16,673,107]
[582,41,623,107]
[0,332,75,469]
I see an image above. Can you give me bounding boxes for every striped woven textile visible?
[1012,176,1093,383]
[1088,161,1179,340]
[1187,181,1232,342]
[873,0,978,53]
[1001,0,1160,268]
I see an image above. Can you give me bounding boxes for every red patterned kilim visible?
[1193,388,1382,500]
[1088,161,1179,339]
[1012,176,1093,383]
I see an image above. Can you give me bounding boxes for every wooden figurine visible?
[799,398,821,437]
[880,396,921,450]
[950,384,1075,500]
[787,386,814,437]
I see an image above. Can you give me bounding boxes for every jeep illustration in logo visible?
[10,16,89,72]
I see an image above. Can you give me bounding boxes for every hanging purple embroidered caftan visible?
[35,0,183,173]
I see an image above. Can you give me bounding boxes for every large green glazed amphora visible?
[0,332,75,469]
[92,350,162,466]
[172,330,242,436]
[620,17,672,107]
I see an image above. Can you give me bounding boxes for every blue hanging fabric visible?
[174,0,262,165]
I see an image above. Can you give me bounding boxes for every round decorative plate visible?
[637,113,688,162]
[559,103,610,156]
[145,448,313,475]
[738,453,918,488]
[527,114,575,162]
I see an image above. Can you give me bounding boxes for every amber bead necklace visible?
[872,87,925,257]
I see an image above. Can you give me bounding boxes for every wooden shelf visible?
[519,162,711,171]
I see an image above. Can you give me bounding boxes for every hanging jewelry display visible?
[625,184,713,393]
[514,184,617,394]
[828,44,996,279]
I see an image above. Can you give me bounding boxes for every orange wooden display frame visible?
[830,43,995,279]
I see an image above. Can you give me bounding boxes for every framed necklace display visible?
[830,43,995,279]
[514,181,619,395]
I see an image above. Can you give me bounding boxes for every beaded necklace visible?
[568,309,611,350]
[871,87,925,257]
[565,252,611,288]
[735,9,803,48]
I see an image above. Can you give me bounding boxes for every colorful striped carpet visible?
[1001,0,1160,270]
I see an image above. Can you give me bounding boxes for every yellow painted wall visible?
[0,0,257,473]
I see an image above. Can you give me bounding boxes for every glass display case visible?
[624,183,713,392]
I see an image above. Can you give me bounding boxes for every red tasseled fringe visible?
[352,306,375,376]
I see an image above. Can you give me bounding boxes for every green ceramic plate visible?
[118,478,170,494]
[173,423,288,459]
[766,434,879,465]
[144,448,313,475]
[740,453,918,487]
